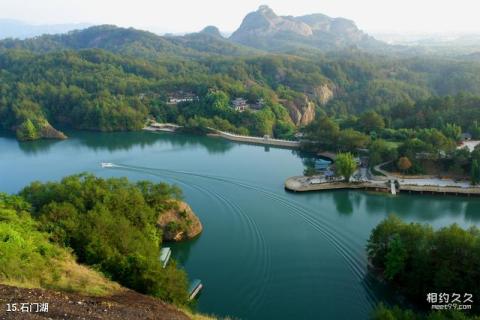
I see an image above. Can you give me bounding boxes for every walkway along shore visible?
[285,176,480,196]
[144,123,301,149]
[209,130,300,148]
[285,177,391,193]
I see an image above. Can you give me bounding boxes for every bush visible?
[368,216,480,312]
[20,174,189,305]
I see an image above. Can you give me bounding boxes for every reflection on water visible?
[465,202,480,222]
[72,131,236,154]
[332,191,354,215]
[4,130,237,155]
[17,139,61,155]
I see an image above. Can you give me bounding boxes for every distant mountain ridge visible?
[0,19,90,39]
[0,25,260,58]
[0,6,388,57]
[230,5,383,52]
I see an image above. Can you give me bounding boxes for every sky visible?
[1,0,480,34]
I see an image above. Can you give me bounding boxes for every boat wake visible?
[110,163,379,310]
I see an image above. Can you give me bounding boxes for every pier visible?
[285,175,480,196]
[144,122,301,148]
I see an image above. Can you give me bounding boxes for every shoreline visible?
[144,123,301,149]
[285,175,480,196]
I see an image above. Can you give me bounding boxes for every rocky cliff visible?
[157,201,203,242]
[39,122,68,139]
[281,84,335,126]
[311,84,335,105]
[230,5,383,51]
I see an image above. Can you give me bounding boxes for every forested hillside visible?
[1,24,480,141]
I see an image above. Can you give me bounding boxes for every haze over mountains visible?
[0,19,91,39]
[0,6,387,55]
[2,5,480,56]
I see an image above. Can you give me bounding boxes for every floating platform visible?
[159,247,171,269]
[188,279,203,300]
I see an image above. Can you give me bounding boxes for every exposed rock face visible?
[311,84,335,105]
[282,84,335,126]
[300,101,316,125]
[231,5,313,42]
[39,122,68,139]
[157,201,203,242]
[283,95,317,126]
[230,5,382,51]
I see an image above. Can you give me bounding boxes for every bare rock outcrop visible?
[311,84,335,105]
[39,122,68,140]
[157,201,203,242]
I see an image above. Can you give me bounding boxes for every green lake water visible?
[1,130,479,320]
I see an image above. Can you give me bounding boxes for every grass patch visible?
[383,140,402,149]
[0,193,120,297]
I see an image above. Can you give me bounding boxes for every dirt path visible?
[0,285,191,320]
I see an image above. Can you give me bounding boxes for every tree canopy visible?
[20,174,190,305]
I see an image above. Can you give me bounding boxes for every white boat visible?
[101,162,115,168]
[159,247,171,268]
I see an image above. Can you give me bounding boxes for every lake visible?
[1,130,479,320]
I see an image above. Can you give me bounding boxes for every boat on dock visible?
[159,247,171,268]
[101,162,114,168]
[188,279,203,300]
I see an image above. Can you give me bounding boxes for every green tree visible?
[368,216,480,312]
[359,111,385,133]
[335,152,357,182]
[16,119,39,141]
[20,174,189,305]
[471,160,480,185]
[384,235,407,280]
[369,139,397,167]
[303,116,340,151]
[337,129,370,152]
[442,123,462,142]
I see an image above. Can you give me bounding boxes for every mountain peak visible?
[257,5,276,17]
[230,5,313,45]
[230,6,380,52]
[200,26,223,38]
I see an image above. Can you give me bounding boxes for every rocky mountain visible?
[230,5,384,52]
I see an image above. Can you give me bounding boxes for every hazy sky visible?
[1,0,479,34]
